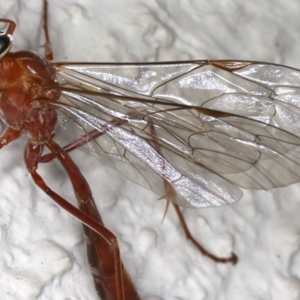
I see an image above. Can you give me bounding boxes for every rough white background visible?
[0,0,300,299]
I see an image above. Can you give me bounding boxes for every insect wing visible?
[50,61,300,207]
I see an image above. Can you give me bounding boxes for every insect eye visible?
[0,34,12,59]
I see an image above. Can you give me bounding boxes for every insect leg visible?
[42,0,54,60]
[0,18,16,35]
[39,117,130,163]
[39,128,104,163]
[43,139,141,300]
[147,117,238,264]
[172,204,237,264]
[0,127,22,147]
[24,139,141,300]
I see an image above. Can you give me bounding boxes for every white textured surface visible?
[0,0,300,299]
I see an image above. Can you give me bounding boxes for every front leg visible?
[0,127,22,148]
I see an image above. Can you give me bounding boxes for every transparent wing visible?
[47,60,300,208]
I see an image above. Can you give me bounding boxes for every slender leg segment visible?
[42,0,53,60]
[148,118,238,264]
[24,139,141,300]
[172,204,237,264]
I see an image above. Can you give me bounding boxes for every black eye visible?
[0,34,11,58]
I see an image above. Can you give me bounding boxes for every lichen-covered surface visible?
[0,0,300,299]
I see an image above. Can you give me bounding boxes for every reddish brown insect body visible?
[0,51,59,145]
[13,0,300,298]
[3,1,272,296]
[0,19,240,298]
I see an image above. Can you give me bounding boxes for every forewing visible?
[50,60,300,207]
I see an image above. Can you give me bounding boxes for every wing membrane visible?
[48,60,300,207]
